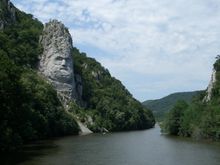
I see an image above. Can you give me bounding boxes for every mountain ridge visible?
[142,91,201,120]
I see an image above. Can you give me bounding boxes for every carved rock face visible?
[43,47,73,83]
[39,20,76,105]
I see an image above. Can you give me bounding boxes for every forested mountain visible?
[163,58,220,140]
[72,48,155,132]
[0,0,155,152]
[0,0,79,152]
[142,91,201,120]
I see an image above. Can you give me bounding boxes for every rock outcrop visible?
[203,69,216,102]
[39,19,93,134]
[77,120,93,135]
[39,20,77,106]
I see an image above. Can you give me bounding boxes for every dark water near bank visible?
[1,125,220,165]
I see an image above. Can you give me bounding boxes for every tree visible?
[163,100,188,135]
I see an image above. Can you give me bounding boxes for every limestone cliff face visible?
[39,20,93,134]
[39,20,76,106]
[0,0,16,29]
[203,69,216,102]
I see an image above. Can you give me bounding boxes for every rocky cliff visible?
[39,20,77,107]
[39,20,92,134]
[203,69,216,102]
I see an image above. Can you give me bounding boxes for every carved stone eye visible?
[56,56,63,61]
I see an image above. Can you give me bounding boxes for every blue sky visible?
[11,0,220,101]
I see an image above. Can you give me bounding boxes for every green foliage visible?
[0,62,79,152]
[73,48,155,132]
[162,100,188,135]
[214,57,220,72]
[0,6,43,68]
[20,71,79,138]
[178,103,202,137]
[0,54,23,152]
[0,5,79,152]
[0,0,14,24]
[163,95,220,140]
[143,91,201,121]
[163,59,220,140]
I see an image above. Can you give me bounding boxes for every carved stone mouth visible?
[60,67,68,71]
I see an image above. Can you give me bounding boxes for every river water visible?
[1,125,220,165]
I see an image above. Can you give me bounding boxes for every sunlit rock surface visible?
[203,69,216,102]
[39,20,76,106]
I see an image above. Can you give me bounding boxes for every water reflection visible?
[1,126,220,165]
[0,141,58,165]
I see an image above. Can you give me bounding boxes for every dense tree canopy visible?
[72,48,155,132]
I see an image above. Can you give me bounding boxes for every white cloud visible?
[11,0,220,101]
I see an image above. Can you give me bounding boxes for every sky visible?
[11,0,220,101]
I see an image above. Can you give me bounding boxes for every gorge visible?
[0,0,155,152]
[0,1,220,165]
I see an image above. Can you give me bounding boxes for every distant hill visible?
[142,91,201,120]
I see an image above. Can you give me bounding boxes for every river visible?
[1,125,220,165]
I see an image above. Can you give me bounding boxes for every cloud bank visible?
[12,0,220,101]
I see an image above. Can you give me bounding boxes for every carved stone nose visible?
[61,59,66,66]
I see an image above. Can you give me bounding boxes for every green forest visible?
[163,58,220,140]
[142,91,200,121]
[72,48,155,132]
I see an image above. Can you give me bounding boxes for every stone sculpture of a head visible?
[39,20,76,105]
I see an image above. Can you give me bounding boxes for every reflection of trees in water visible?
[0,141,59,165]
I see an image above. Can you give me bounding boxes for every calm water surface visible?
[2,125,220,165]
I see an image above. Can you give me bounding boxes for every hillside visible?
[0,0,155,152]
[163,57,220,140]
[0,0,79,152]
[72,48,155,132]
[142,91,201,120]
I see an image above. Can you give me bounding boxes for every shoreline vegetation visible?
[161,61,220,141]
